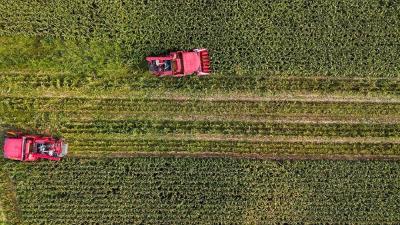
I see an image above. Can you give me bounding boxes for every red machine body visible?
[146,49,211,77]
[3,132,68,161]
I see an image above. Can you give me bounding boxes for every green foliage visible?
[0,36,126,76]
[0,2,399,221]
[3,96,400,118]
[5,157,400,224]
[0,1,399,224]
[71,138,400,155]
[1,71,399,95]
[64,118,400,138]
[1,0,400,76]
[0,35,398,97]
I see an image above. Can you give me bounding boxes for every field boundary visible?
[69,151,400,161]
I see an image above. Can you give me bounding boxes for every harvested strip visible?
[3,95,400,123]
[4,96,400,116]
[66,133,400,145]
[1,69,399,80]
[57,111,400,125]
[3,96,400,125]
[2,92,400,104]
[1,73,399,94]
[0,88,400,103]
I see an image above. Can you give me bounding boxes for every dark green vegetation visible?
[0,36,399,96]
[0,161,21,225]
[3,157,400,224]
[2,0,400,76]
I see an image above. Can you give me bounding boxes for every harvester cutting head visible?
[146,49,211,77]
[3,131,68,161]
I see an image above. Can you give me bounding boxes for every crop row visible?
[2,0,400,76]
[1,72,400,95]
[0,161,20,225]
[63,119,400,138]
[4,158,400,224]
[68,137,400,155]
[2,96,400,118]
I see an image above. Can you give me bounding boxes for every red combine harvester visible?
[3,131,68,161]
[146,48,211,77]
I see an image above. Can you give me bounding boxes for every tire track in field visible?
[1,70,400,81]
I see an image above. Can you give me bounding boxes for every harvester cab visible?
[146,49,211,77]
[149,59,172,73]
[3,131,68,161]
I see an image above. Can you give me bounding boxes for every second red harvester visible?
[146,49,211,77]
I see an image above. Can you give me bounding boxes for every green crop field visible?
[1,0,400,224]
[2,157,400,224]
